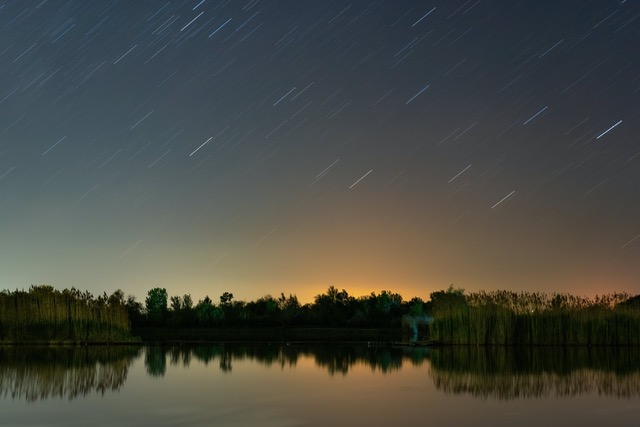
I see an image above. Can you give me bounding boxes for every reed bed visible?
[0,285,133,342]
[429,289,640,346]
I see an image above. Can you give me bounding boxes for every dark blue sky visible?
[1,0,638,303]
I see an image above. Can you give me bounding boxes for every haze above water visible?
[1,345,639,426]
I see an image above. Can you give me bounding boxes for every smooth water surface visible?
[1,344,639,426]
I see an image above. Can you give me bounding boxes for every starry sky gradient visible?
[1,0,639,303]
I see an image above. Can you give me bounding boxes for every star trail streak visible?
[349,169,373,189]
[596,120,623,140]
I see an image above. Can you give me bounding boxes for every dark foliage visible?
[429,288,640,345]
[0,285,133,342]
[130,286,412,330]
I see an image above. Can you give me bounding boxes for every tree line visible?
[127,285,429,329]
[3,284,640,345]
[119,285,640,345]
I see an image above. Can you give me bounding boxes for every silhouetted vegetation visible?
[0,286,134,343]
[128,285,417,339]
[5,284,640,346]
[429,287,640,345]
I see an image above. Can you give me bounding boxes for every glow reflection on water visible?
[1,345,639,427]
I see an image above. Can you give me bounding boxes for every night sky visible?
[1,0,639,304]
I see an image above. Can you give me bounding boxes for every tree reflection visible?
[143,344,427,376]
[6,344,638,402]
[145,346,167,377]
[0,346,140,401]
[429,346,640,399]
[143,345,640,398]
[309,345,412,375]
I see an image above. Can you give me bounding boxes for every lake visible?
[1,344,639,426]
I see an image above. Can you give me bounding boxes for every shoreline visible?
[0,326,402,346]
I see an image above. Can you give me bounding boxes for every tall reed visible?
[0,285,133,342]
[429,289,640,346]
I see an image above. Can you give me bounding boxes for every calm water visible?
[1,344,640,426]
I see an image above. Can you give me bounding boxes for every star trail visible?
[0,0,638,303]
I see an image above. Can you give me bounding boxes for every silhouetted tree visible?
[407,297,426,317]
[145,287,168,325]
[195,296,224,326]
[313,286,356,325]
[170,295,182,311]
[125,295,143,326]
[220,292,234,306]
[246,295,280,325]
[278,293,301,325]
[182,294,193,310]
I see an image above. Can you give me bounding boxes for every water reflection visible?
[148,344,640,398]
[0,346,141,401]
[2,344,640,402]
[429,346,640,399]
[152,344,427,375]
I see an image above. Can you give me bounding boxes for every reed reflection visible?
[429,346,640,399]
[0,346,141,401]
